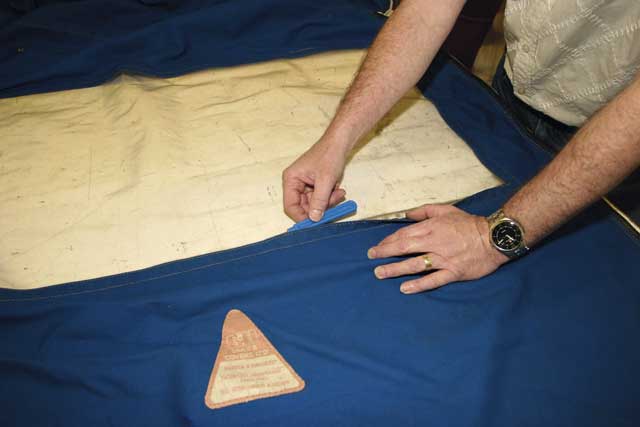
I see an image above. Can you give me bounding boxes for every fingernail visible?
[367,248,376,259]
[374,267,385,279]
[400,283,415,294]
[310,209,323,221]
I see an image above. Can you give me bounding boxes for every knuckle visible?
[398,240,411,253]
[417,279,433,291]
[382,244,398,257]
[311,196,327,206]
[450,268,463,281]
[385,264,399,276]
[282,169,294,181]
[401,259,416,273]
[444,205,458,213]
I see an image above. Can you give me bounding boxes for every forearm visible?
[324,0,465,154]
[504,72,640,246]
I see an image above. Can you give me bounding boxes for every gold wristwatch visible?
[487,209,529,259]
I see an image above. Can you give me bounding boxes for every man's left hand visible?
[367,204,508,294]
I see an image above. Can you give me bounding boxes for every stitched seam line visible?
[0,223,396,303]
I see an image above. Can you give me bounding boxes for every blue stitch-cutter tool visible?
[287,200,358,232]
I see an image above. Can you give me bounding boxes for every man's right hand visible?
[282,0,465,223]
[282,137,348,222]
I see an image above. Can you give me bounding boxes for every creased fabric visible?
[0,50,501,289]
[0,0,387,98]
[1,55,639,427]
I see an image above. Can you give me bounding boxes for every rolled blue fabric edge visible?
[287,200,358,232]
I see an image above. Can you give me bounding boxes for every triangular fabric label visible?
[204,309,305,409]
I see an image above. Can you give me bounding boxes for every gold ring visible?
[421,254,433,272]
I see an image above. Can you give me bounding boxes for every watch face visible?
[492,221,523,251]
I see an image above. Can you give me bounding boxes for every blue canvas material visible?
[0,0,387,98]
[1,3,640,426]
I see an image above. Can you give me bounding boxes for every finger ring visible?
[421,254,433,272]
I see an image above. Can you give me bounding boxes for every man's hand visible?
[367,204,508,294]
[282,138,348,222]
[281,0,465,223]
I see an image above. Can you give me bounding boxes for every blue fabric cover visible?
[1,2,640,426]
[0,0,386,98]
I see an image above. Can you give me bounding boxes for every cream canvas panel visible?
[0,50,501,289]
